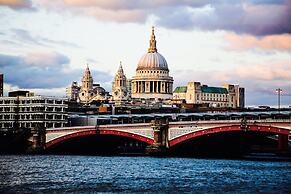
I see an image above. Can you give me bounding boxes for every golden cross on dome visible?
[148,26,157,53]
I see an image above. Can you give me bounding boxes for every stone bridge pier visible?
[27,125,46,153]
[145,120,169,154]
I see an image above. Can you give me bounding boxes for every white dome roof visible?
[137,52,168,71]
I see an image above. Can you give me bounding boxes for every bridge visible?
[45,118,291,153]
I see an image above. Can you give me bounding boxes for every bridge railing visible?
[169,119,290,125]
[46,122,152,132]
[46,119,290,132]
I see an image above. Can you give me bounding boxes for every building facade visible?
[112,62,130,103]
[131,27,173,100]
[66,81,80,101]
[0,94,68,130]
[66,65,109,104]
[173,82,245,108]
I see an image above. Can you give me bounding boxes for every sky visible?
[0,0,290,107]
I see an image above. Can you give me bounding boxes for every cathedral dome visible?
[136,26,169,71]
[131,27,174,100]
[137,52,168,70]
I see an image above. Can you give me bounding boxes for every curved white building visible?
[131,27,173,100]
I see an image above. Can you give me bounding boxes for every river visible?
[0,155,290,193]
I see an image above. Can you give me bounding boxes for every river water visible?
[0,155,290,193]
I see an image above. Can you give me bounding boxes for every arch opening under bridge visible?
[45,129,154,154]
[169,125,289,147]
[168,125,289,156]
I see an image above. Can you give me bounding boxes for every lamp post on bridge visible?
[276,88,282,113]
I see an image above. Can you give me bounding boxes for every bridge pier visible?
[145,120,169,155]
[27,125,46,153]
[278,134,289,152]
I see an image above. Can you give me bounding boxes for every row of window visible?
[0,122,66,129]
[186,93,235,102]
[201,97,228,102]
[202,93,227,97]
[0,107,66,112]
[0,114,67,120]
[138,70,168,75]
[0,99,66,105]
[209,103,235,108]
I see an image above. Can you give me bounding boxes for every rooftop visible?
[173,86,187,93]
[201,85,228,94]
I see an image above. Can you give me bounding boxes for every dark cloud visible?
[0,53,23,67]
[155,0,291,35]
[0,52,112,90]
[3,1,290,35]
[40,0,290,36]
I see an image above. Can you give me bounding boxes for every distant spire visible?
[85,63,90,73]
[118,61,124,74]
[83,63,92,80]
[148,26,157,53]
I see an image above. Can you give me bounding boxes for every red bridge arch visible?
[46,129,154,149]
[169,125,290,147]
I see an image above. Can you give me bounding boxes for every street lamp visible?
[276,88,282,112]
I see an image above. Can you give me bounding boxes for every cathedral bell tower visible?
[112,62,129,103]
[79,64,94,103]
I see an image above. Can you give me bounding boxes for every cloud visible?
[3,1,290,35]
[61,0,209,10]
[156,1,291,35]
[225,33,291,51]
[0,0,32,9]
[175,60,291,85]
[23,51,70,67]
[235,61,291,81]
[10,28,81,48]
[36,0,291,36]
[83,7,147,23]
[0,52,113,95]
[21,87,67,97]
[3,83,67,97]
